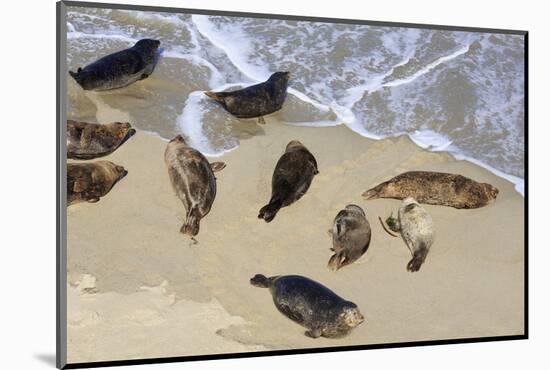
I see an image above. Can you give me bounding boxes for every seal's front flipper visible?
[87,197,100,203]
[140,73,150,80]
[210,162,226,173]
[257,116,266,125]
[305,328,322,338]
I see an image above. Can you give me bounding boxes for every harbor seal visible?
[67,161,127,206]
[250,274,364,338]
[204,72,290,123]
[164,135,226,239]
[397,197,435,272]
[328,204,371,270]
[67,120,136,159]
[362,171,499,209]
[258,140,319,222]
[69,38,161,91]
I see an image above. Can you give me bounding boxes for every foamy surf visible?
[66,7,525,195]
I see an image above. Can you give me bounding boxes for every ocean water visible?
[66,7,525,194]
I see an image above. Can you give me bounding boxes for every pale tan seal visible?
[362,171,498,209]
[67,161,128,206]
[397,197,435,272]
[67,120,136,159]
[328,204,371,270]
[164,135,226,239]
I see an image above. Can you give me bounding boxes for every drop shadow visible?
[34,353,56,367]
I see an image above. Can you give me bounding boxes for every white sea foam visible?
[67,9,525,195]
[176,91,236,158]
[191,15,270,82]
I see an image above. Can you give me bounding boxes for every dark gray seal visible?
[397,197,435,272]
[258,140,319,222]
[362,171,499,209]
[204,72,290,123]
[69,39,161,91]
[67,120,136,159]
[164,135,226,238]
[67,161,127,206]
[328,204,371,270]
[250,274,364,338]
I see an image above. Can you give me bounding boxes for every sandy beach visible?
[66,118,524,363]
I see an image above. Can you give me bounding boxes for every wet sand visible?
[67,119,524,363]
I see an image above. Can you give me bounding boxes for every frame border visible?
[57,1,528,369]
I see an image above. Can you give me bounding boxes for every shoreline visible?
[67,122,524,363]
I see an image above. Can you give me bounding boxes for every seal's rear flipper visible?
[210,162,226,172]
[250,274,271,288]
[258,199,282,223]
[328,252,347,271]
[407,242,428,272]
[180,208,200,237]
[204,91,228,102]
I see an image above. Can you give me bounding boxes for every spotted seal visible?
[204,72,290,123]
[67,161,127,206]
[164,135,226,239]
[250,274,364,338]
[396,197,435,272]
[328,204,371,270]
[258,140,318,222]
[69,39,161,91]
[362,171,498,209]
[67,120,136,159]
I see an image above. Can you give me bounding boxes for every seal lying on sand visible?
[204,72,290,124]
[164,135,226,239]
[328,204,371,270]
[69,39,161,91]
[250,274,364,338]
[362,171,498,209]
[67,120,136,159]
[396,197,435,272]
[67,161,127,206]
[258,140,318,222]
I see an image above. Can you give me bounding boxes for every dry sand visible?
[66,117,524,364]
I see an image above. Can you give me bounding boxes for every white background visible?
[0,0,545,368]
